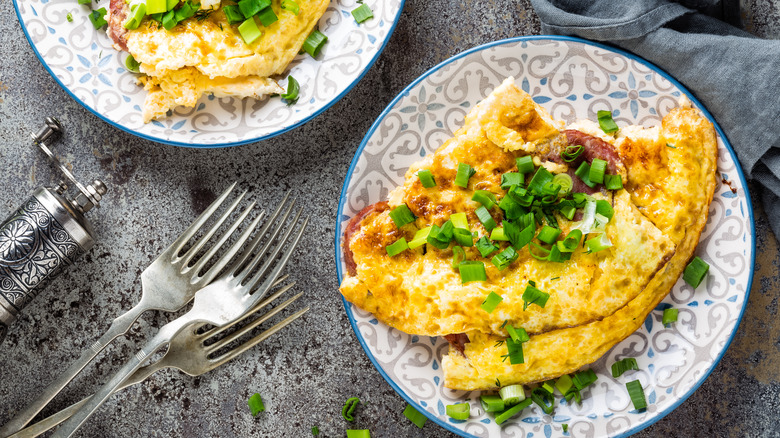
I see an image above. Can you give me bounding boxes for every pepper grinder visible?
[0,118,107,344]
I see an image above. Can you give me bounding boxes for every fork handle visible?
[50,315,193,438]
[0,302,147,437]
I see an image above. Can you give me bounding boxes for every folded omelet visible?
[340,78,718,390]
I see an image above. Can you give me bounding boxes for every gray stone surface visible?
[0,1,778,437]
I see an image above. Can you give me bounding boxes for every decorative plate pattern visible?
[13,0,403,147]
[334,37,755,438]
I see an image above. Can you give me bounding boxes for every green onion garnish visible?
[446,403,470,420]
[555,375,573,395]
[528,242,551,261]
[574,161,595,188]
[351,3,373,23]
[527,166,553,194]
[385,238,408,257]
[161,9,177,30]
[557,229,582,253]
[683,256,709,288]
[311,426,319,436]
[417,169,436,188]
[66,12,74,22]
[346,430,370,438]
[506,324,528,343]
[257,6,278,26]
[547,244,571,263]
[402,404,427,429]
[508,185,534,207]
[596,199,614,219]
[77,0,90,4]
[498,194,524,220]
[281,0,299,15]
[472,190,497,209]
[572,369,598,390]
[551,173,573,196]
[145,0,167,14]
[597,110,619,134]
[666,143,676,149]
[458,261,486,283]
[604,174,623,190]
[626,380,647,410]
[125,55,140,72]
[522,284,549,310]
[480,394,505,412]
[408,226,431,249]
[453,228,473,247]
[238,0,261,18]
[494,399,532,425]
[585,233,612,253]
[425,224,450,250]
[281,76,300,104]
[501,172,524,190]
[542,380,555,394]
[481,291,503,313]
[451,245,466,268]
[531,387,555,415]
[88,8,108,29]
[175,1,198,21]
[388,204,415,228]
[342,397,360,421]
[303,29,328,57]
[492,246,518,271]
[516,156,535,174]
[454,162,476,188]
[475,206,496,232]
[662,307,679,325]
[475,236,498,257]
[563,424,569,433]
[561,145,583,162]
[611,357,639,378]
[536,225,561,245]
[450,213,469,231]
[499,384,526,406]
[490,227,508,241]
[248,393,265,416]
[238,18,262,44]
[589,158,607,184]
[504,338,524,364]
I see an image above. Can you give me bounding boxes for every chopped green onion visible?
[563,424,569,433]
[446,403,470,420]
[77,0,91,5]
[667,143,677,148]
[146,0,167,14]
[555,375,573,395]
[501,172,524,190]
[351,3,373,23]
[490,227,508,241]
[88,8,108,29]
[403,404,427,429]
[346,430,370,438]
[425,224,450,249]
[161,10,177,30]
[494,399,532,425]
[257,6,278,26]
[238,0,262,18]
[547,244,571,263]
[389,204,415,228]
[475,236,498,258]
[611,357,639,378]
[561,145,584,162]
[175,1,197,21]
[542,380,555,394]
[504,338,524,364]
[480,394,505,412]
[516,156,535,174]
[453,228,473,247]
[683,256,709,288]
[626,380,647,410]
[508,185,534,207]
[595,199,614,220]
[536,225,561,245]
[472,190,497,209]
[385,238,408,257]
[492,246,518,271]
[585,233,612,253]
[522,284,549,310]
[451,246,466,268]
[281,0,299,15]
[589,158,607,184]
[604,174,623,190]
[450,212,469,230]
[125,55,140,72]
[531,387,555,415]
[499,384,526,406]
[166,0,179,11]
[515,221,536,251]
[506,324,528,343]
[458,261,486,283]
[342,397,360,422]
[498,194,524,220]
[454,162,476,188]
[238,18,262,44]
[481,291,503,313]
[417,169,436,188]
[597,110,619,134]
[408,226,431,249]
[557,229,582,253]
[575,162,595,188]
[303,29,328,57]
[475,206,496,232]
[528,242,551,261]
[572,369,598,390]
[552,173,573,196]
[527,166,554,194]
[222,4,245,23]
[311,426,319,435]
[663,307,679,325]
[66,12,74,22]
[248,393,265,416]
[281,76,300,103]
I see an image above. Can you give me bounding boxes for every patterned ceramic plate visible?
[335,36,755,438]
[14,0,403,147]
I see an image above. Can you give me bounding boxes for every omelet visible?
[107,0,329,122]
[339,78,718,390]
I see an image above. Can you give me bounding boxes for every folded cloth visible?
[530,0,780,238]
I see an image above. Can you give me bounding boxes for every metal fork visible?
[52,200,309,437]
[0,183,290,436]
[8,278,308,438]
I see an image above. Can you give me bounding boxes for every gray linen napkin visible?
[529,0,780,238]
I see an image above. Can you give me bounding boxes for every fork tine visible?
[204,291,303,355]
[178,190,248,267]
[207,306,309,367]
[167,182,238,257]
[242,212,308,296]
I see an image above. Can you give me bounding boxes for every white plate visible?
[14,0,403,147]
[335,36,755,438]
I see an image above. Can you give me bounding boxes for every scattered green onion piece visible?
[626,380,647,410]
[563,424,569,433]
[458,261,486,283]
[281,0,299,14]
[475,236,498,257]
[516,156,535,174]
[238,17,262,44]
[281,76,300,103]
[417,169,436,188]
[481,291,503,313]
[585,233,612,253]
[667,143,677,149]
[505,338,524,364]
[403,404,427,429]
[257,6,278,26]
[472,190,497,209]
[662,308,679,325]
[88,8,108,29]
[508,185,534,207]
[77,0,91,5]
[531,388,555,415]
[490,227,508,241]
[597,110,619,134]
[451,246,466,268]
[498,194,524,220]
[66,12,74,22]
[611,357,639,378]
[146,0,167,13]
[166,0,179,11]
[559,204,576,220]
[351,3,373,23]
[125,54,140,72]
[453,228,473,247]
[248,393,265,416]
[238,0,261,18]
[449,212,469,230]
[561,145,584,162]
[527,166,554,195]
[161,9,177,30]
[480,394,505,412]
[499,384,526,406]
[604,174,623,190]
[557,229,582,253]
[492,246,518,271]
[385,238,408,257]
[536,225,561,245]
[408,226,431,249]
[683,256,709,288]
[506,324,528,343]
[547,244,571,263]
[389,204,415,228]
[303,29,328,57]
[425,224,450,249]
[311,426,319,435]
[342,397,360,422]
[595,199,614,220]
[446,403,470,420]
[572,369,598,390]
[589,158,607,184]
[175,1,197,21]
[454,162,476,188]
[528,242,551,261]
[475,206,496,232]
[148,13,163,23]
[494,399,532,425]
[222,4,245,23]
[575,162,595,188]
[515,221,536,250]
[555,375,573,395]
[522,284,550,310]
[346,430,370,438]
[501,172,524,190]
[542,381,555,395]
[552,173,573,196]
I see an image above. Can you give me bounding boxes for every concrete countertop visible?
[0,1,778,437]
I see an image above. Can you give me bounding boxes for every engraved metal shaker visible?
[0,118,107,344]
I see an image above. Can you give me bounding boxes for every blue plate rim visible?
[334,35,756,438]
[12,0,406,148]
